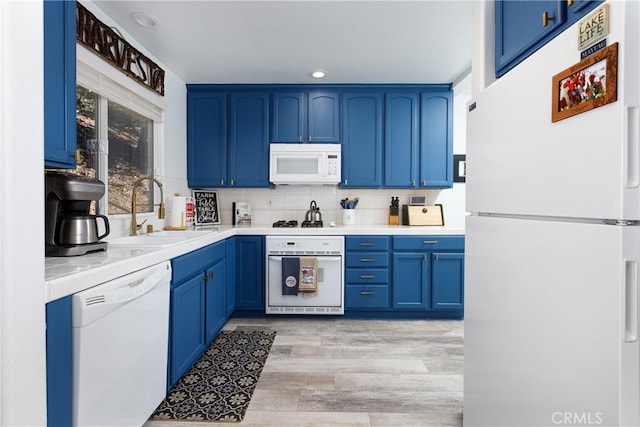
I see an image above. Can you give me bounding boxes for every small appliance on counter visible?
[232,202,252,226]
[401,195,444,226]
[45,171,110,256]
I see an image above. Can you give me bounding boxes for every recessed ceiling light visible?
[310,70,327,79]
[130,12,160,29]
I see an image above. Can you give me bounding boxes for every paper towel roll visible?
[170,195,187,228]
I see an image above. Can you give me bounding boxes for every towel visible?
[281,257,300,295]
[298,257,318,294]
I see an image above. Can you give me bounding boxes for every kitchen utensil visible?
[57,214,110,245]
[305,200,318,222]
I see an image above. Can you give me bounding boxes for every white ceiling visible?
[93,0,473,85]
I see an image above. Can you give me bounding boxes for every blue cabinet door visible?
[44,0,77,168]
[392,252,429,309]
[225,238,237,317]
[308,92,340,143]
[187,92,227,187]
[205,260,226,343]
[384,93,418,187]
[272,92,305,142]
[341,93,383,187]
[46,296,73,427]
[495,0,565,77]
[419,91,453,188]
[235,236,265,310]
[229,93,270,187]
[169,274,205,388]
[567,0,603,23]
[431,252,465,310]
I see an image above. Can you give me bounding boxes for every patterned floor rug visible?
[150,329,277,422]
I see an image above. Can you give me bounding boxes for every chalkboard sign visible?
[193,190,220,225]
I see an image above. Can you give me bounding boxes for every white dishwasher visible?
[72,261,171,427]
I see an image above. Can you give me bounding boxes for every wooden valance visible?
[76,2,165,96]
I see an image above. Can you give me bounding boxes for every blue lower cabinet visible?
[235,236,265,310]
[205,260,226,343]
[431,252,465,310]
[345,285,390,309]
[225,238,237,317]
[46,296,73,427]
[391,236,465,317]
[392,253,430,310]
[169,274,205,389]
[168,241,226,389]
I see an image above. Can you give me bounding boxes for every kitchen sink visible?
[107,227,219,248]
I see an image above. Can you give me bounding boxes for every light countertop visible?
[45,224,464,303]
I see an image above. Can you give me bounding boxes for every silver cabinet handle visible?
[220,179,224,186]
[360,275,375,279]
[360,258,375,262]
[359,242,375,247]
[360,291,376,295]
[423,240,438,244]
[230,179,235,186]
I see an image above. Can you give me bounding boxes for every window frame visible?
[77,44,165,217]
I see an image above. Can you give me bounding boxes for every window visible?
[75,86,155,215]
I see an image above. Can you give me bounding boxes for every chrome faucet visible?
[130,176,165,236]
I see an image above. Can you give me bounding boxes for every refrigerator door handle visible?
[625,106,640,188]
[624,260,638,342]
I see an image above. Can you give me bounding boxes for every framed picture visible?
[453,154,466,183]
[193,190,220,225]
[551,42,618,122]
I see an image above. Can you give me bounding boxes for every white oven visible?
[266,235,344,314]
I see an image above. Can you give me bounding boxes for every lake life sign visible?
[76,2,165,96]
[578,3,609,51]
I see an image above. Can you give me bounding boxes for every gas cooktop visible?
[272,220,324,228]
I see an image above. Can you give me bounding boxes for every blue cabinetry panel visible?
[205,260,226,343]
[341,93,383,187]
[384,93,419,187]
[46,296,73,427]
[44,0,77,168]
[187,92,227,187]
[308,92,340,143]
[235,236,265,310]
[272,92,305,142]
[392,253,430,309]
[226,238,237,316]
[229,93,270,187]
[420,92,453,188]
[346,285,390,309]
[431,252,465,310]
[169,274,205,389]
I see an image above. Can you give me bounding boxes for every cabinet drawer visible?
[346,252,389,268]
[346,268,389,284]
[346,236,390,251]
[172,241,225,284]
[345,285,390,309]
[393,235,464,251]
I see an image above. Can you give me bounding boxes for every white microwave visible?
[269,143,341,185]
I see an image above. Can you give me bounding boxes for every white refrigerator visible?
[464,1,640,426]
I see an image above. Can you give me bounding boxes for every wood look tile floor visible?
[145,318,463,427]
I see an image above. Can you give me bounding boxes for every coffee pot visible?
[45,171,110,256]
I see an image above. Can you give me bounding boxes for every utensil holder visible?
[343,210,355,225]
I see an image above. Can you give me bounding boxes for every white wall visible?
[78,1,189,238]
[0,1,47,425]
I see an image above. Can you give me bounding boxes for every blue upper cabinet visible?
[384,93,419,187]
[272,92,305,142]
[307,92,340,143]
[44,0,77,168]
[341,93,383,188]
[229,93,270,187]
[495,0,565,77]
[272,91,339,143]
[495,0,604,77]
[187,92,227,188]
[419,91,453,188]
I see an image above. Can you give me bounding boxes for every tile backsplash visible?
[213,184,466,228]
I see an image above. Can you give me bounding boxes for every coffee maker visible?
[45,171,110,256]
